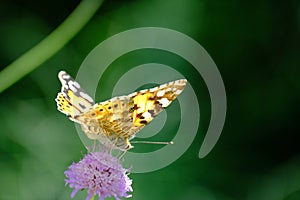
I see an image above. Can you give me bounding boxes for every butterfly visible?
[56,71,187,151]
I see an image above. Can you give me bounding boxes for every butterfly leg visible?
[118,140,134,159]
[109,137,120,154]
[92,140,97,151]
[118,149,128,159]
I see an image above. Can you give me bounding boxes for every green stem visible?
[0,0,104,93]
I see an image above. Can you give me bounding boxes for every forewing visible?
[127,78,187,137]
[55,71,94,122]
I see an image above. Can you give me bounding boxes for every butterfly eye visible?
[108,106,111,109]
[99,109,103,112]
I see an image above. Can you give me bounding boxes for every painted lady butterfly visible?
[56,71,187,151]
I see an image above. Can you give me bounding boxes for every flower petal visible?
[71,189,79,198]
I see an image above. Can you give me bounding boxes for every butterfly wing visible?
[56,71,187,151]
[80,96,134,149]
[82,79,187,150]
[55,71,95,123]
[77,79,187,150]
[56,71,112,143]
[127,79,187,137]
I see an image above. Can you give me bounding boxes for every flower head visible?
[65,151,132,200]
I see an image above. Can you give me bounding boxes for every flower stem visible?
[0,0,104,93]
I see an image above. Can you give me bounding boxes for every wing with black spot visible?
[55,71,95,122]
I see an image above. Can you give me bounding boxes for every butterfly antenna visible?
[118,150,128,159]
[130,141,174,145]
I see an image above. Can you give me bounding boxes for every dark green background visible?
[0,0,299,199]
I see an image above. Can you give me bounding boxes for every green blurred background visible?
[0,0,299,199]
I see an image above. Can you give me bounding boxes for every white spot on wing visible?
[58,71,66,78]
[58,71,70,85]
[159,97,170,107]
[175,89,182,95]
[160,84,167,89]
[69,81,78,92]
[140,89,147,93]
[73,81,80,88]
[157,90,165,97]
[176,79,187,86]
[143,112,152,119]
[150,87,158,92]
[63,74,70,79]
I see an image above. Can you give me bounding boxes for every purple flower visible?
[65,151,132,200]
